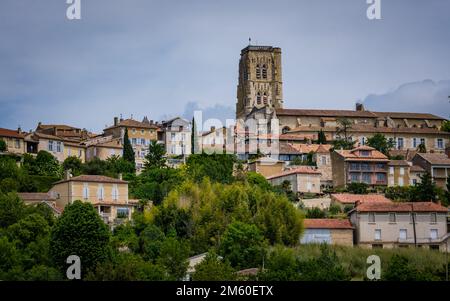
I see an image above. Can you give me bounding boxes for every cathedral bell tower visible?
[236,45,283,120]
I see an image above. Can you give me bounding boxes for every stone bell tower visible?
[236,45,283,120]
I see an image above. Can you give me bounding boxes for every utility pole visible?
[411,204,417,247]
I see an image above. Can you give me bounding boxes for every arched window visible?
[263,92,268,105]
[262,64,267,79]
[256,64,261,79]
[256,92,262,105]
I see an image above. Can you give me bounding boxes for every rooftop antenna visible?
[248,37,251,45]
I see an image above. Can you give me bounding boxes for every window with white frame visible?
[412,138,418,148]
[83,183,89,200]
[436,138,444,149]
[48,140,54,152]
[420,138,425,146]
[397,137,404,149]
[132,138,137,145]
[369,213,375,223]
[360,137,366,146]
[398,177,404,186]
[389,213,396,223]
[141,138,146,145]
[56,141,62,152]
[399,229,407,240]
[171,133,176,141]
[112,184,119,201]
[374,229,381,241]
[15,139,20,148]
[430,229,438,240]
[400,167,404,175]
[97,184,104,200]
[389,167,394,175]
[430,213,437,223]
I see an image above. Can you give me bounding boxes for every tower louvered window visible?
[256,64,261,79]
[262,64,267,79]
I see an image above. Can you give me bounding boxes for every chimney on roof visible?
[356,103,365,111]
[17,126,21,133]
[114,117,119,126]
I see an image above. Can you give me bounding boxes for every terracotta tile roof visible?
[354,202,448,213]
[290,143,332,154]
[104,119,159,130]
[331,193,393,205]
[18,192,55,202]
[415,153,450,165]
[279,143,302,155]
[389,149,417,161]
[38,124,80,130]
[266,166,321,180]
[334,146,389,161]
[0,128,25,139]
[276,108,377,118]
[304,218,353,229]
[54,175,127,185]
[388,160,410,166]
[279,134,314,141]
[287,124,449,136]
[276,108,445,120]
[410,165,425,172]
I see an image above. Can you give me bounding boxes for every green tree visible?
[63,156,83,176]
[7,213,50,248]
[144,140,167,170]
[50,201,110,275]
[219,221,267,269]
[122,128,135,165]
[24,265,62,281]
[191,117,198,154]
[35,151,61,177]
[259,246,300,281]
[106,155,135,175]
[82,157,108,175]
[191,252,236,281]
[440,120,450,132]
[347,182,369,194]
[305,207,326,218]
[317,129,327,144]
[384,254,418,281]
[139,224,166,262]
[0,139,6,152]
[417,143,427,153]
[366,133,395,156]
[245,172,271,190]
[444,176,450,207]
[186,153,236,184]
[0,193,25,228]
[157,236,190,280]
[299,244,350,281]
[415,172,437,202]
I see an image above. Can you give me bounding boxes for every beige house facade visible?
[103,117,159,171]
[349,202,449,251]
[266,166,322,194]
[0,127,26,155]
[49,174,138,224]
[387,160,410,187]
[301,219,354,247]
[412,153,450,190]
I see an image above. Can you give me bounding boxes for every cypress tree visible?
[123,128,135,165]
[317,129,327,144]
[191,117,197,154]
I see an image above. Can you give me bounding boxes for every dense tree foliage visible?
[186,153,236,184]
[347,182,369,194]
[144,140,167,170]
[62,156,83,176]
[317,129,327,144]
[191,252,236,281]
[366,133,395,156]
[0,139,7,152]
[50,201,111,275]
[122,128,135,166]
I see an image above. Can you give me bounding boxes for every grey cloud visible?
[362,80,450,119]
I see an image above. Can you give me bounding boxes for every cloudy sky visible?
[1,0,449,133]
